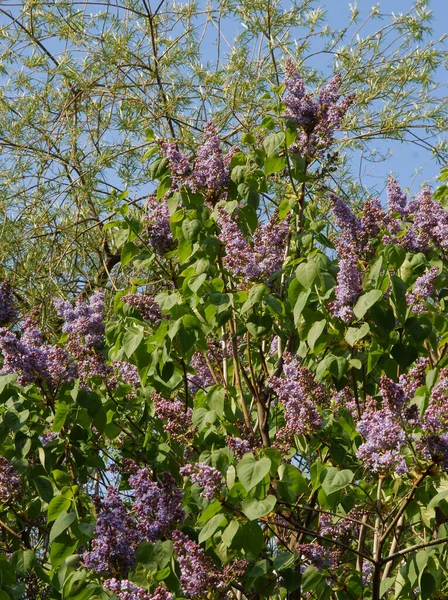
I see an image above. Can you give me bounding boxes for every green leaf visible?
[47,496,71,522]
[53,401,70,433]
[322,468,354,495]
[222,520,240,547]
[273,552,295,572]
[278,464,308,503]
[242,495,277,520]
[264,155,287,175]
[241,133,256,145]
[391,343,419,369]
[353,290,383,320]
[11,550,34,574]
[237,454,271,491]
[294,291,310,325]
[50,532,78,568]
[384,244,406,269]
[307,320,326,351]
[182,219,201,241]
[296,261,319,289]
[122,328,143,358]
[50,511,77,543]
[420,572,436,600]
[345,323,370,346]
[198,513,227,543]
[34,476,54,502]
[241,284,268,313]
[263,132,285,156]
[246,314,273,338]
[326,355,349,380]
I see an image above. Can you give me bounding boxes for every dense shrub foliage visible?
[2,61,448,600]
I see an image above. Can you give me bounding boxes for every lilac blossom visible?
[406,267,439,314]
[190,122,229,194]
[121,293,163,324]
[296,543,330,571]
[399,358,428,399]
[104,579,173,600]
[223,559,248,585]
[159,141,190,183]
[129,468,184,540]
[0,282,17,326]
[387,176,407,215]
[269,354,324,449]
[189,349,217,392]
[379,376,407,412]
[226,435,252,460]
[328,254,363,323]
[413,188,448,249]
[284,60,353,157]
[0,318,76,387]
[356,399,408,474]
[361,197,387,238]
[54,291,105,350]
[0,456,21,504]
[144,196,175,255]
[331,194,364,252]
[152,394,196,443]
[113,361,140,390]
[419,434,448,472]
[83,487,138,575]
[180,462,224,500]
[218,207,288,284]
[423,369,448,432]
[172,531,224,596]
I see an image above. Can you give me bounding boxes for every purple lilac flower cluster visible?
[356,398,408,474]
[269,353,324,450]
[405,267,439,314]
[188,352,215,392]
[54,291,115,383]
[225,435,252,459]
[159,141,190,184]
[418,369,448,470]
[104,579,173,600]
[284,60,353,157]
[399,358,428,399]
[327,195,365,322]
[144,196,175,255]
[190,122,229,195]
[83,487,138,575]
[296,543,331,571]
[54,291,105,349]
[152,393,196,444]
[121,293,163,324]
[0,282,17,326]
[0,317,76,387]
[218,207,289,285]
[160,123,230,201]
[383,180,448,253]
[128,468,184,540]
[0,456,21,504]
[113,361,140,390]
[172,531,224,596]
[379,376,407,412]
[180,462,224,500]
[423,369,448,432]
[387,176,407,216]
[223,558,248,585]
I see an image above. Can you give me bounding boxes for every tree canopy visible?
[1,2,448,600]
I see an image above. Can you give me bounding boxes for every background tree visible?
[0,0,446,315]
